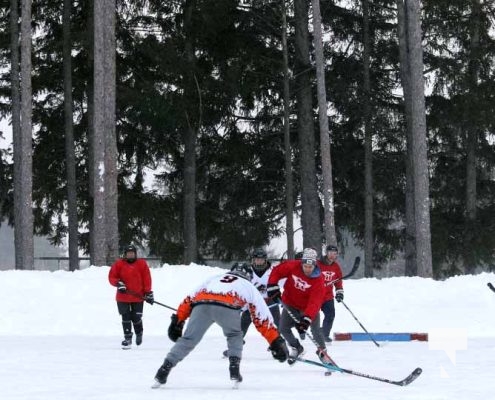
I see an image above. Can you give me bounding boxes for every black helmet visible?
[229,262,253,281]
[251,248,268,271]
[326,244,338,253]
[123,244,137,263]
[252,248,267,259]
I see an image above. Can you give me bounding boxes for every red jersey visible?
[319,258,343,301]
[108,258,152,302]
[267,259,325,320]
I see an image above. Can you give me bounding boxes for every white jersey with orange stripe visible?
[177,272,280,344]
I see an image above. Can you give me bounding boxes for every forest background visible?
[1,0,494,279]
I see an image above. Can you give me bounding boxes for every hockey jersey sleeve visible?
[139,260,152,292]
[108,260,122,287]
[176,295,194,322]
[267,260,300,285]
[245,285,280,345]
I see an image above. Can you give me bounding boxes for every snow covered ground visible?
[2,264,495,399]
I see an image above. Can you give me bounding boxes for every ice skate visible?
[151,360,173,388]
[287,341,304,365]
[229,356,242,388]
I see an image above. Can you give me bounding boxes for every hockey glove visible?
[295,316,312,334]
[269,336,288,362]
[254,282,266,294]
[266,284,282,303]
[335,289,344,303]
[117,281,127,293]
[144,291,154,305]
[168,314,184,342]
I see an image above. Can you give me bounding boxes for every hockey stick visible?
[342,256,361,280]
[296,357,422,386]
[327,256,360,286]
[340,300,380,347]
[125,289,177,311]
[488,282,495,293]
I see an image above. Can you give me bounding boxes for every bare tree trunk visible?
[10,0,23,270]
[63,0,79,271]
[405,0,432,278]
[18,0,34,270]
[311,0,336,247]
[91,0,107,266]
[86,0,95,265]
[362,0,373,277]
[281,0,295,258]
[397,0,417,276]
[182,0,198,264]
[463,0,481,274]
[294,0,321,250]
[103,0,119,265]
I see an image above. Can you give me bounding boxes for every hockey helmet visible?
[123,244,137,263]
[251,248,268,271]
[326,244,338,253]
[229,262,254,281]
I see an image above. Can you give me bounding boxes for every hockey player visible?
[221,248,280,357]
[319,244,344,342]
[267,248,332,365]
[108,244,154,349]
[152,262,288,388]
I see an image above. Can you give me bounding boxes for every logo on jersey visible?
[322,271,336,286]
[292,275,311,291]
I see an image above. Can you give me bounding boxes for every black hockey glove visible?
[335,289,344,303]
[269,336,288,363]
[117,281,127,293]
[168,314,184,342]
[266,284,282,303]
[254,282,266,294]
[295,316,312,334]
[144,291,154,305]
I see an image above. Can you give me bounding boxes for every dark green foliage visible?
[1,0,495,273]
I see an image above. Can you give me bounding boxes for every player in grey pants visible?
[152,263,288,388]
[165,304,244,365]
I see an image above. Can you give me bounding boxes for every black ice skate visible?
[151,360,174,388]
[287,341,304,365]
[135,333,143,346]
[229,356,243,388]
[121,335,132,350]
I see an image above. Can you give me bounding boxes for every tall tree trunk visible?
[103,0,118,265]
[18,0,34,270]
[311,0,336,247]
[281,0,295,258]
[91,0,107,266]
[294,0,321,251]
[397,0,417,276]
[10,0,23,270]
[362,0,373,277]
[182,0,198,264]
[63,0,79,271]
[463,0,481,274]
[405,0,432,278]
[86,0,95,265]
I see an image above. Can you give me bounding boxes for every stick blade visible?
[343,256,360,280]
[396,367,423,386]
